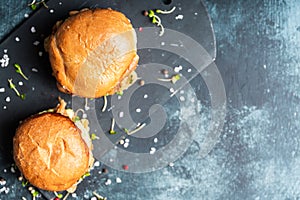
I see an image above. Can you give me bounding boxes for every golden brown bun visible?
[46,8,139,98]
[13,113,90,191]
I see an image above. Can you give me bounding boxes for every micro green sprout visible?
[8,79,26,100]
[28,0,48,10]
[109,118,117,134]
[91,133,99,140]
[157,74,181,84]
[143,6,176,36]
[14,64,28,80]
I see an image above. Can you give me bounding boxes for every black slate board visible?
[0,0,216,199]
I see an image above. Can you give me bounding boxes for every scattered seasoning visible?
[32,68,38,72]
[174,65,183,73]
[0,177,6,186]
[91,197,97,200]
[3,106,7,110]
[10,166,16,173]
[30,26,36,33]
[92,191,107,200]
[169,88,175,93]
[38,51,43,57]
[175,14,184,20]
[162,69,169,76]
[125,138,130,143]
[122,165,129,170]
[161,41,165,46]
[119,111,124,118]
[102,95,107,112]
[49,9,54,13]
[0,53,9,67]
[104,179,112,185]
[123,142,129,148]
[179,96,185,102]
[116,177,122,183]
[0,88,5,93]
[0,187,9,194]
[33,41,40,46]
[15,37,20,42]
[138,27,143,32]
[14,64,29,80]
[143,94,148,99]
[136,108,141,113]
[169,162,174,167]
[5,96,10,103]
[187,68,192,73]
[157,74,181,84]
[94,161,100,167]
[116,91,123,96]
[139,79,145,86]
[71,193,77,198]
[109,118,117,134]
[18,81,23,86]
[18,176,23,181]
[102,168,108,174]
[149,147,156,154]
[153,137,158,143]
[119,139,125,145]
[22,197,27,200]
[24,13,29,18]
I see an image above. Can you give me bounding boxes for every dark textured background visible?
[1,0,300,199]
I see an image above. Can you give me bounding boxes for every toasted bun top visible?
[13,113,90,191]
[46,8,139,98]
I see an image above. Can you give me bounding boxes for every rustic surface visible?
[1,0,300,199]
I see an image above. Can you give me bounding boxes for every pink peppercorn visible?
[122,165,129,170]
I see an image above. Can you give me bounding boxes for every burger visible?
[13,99,94,192]
[45,8,139,98]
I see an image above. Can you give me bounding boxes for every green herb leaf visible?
[30,4,37,10]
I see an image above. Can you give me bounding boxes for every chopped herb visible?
[91,133,99,140]
[8,79,26,100]
[14,64,29,80]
